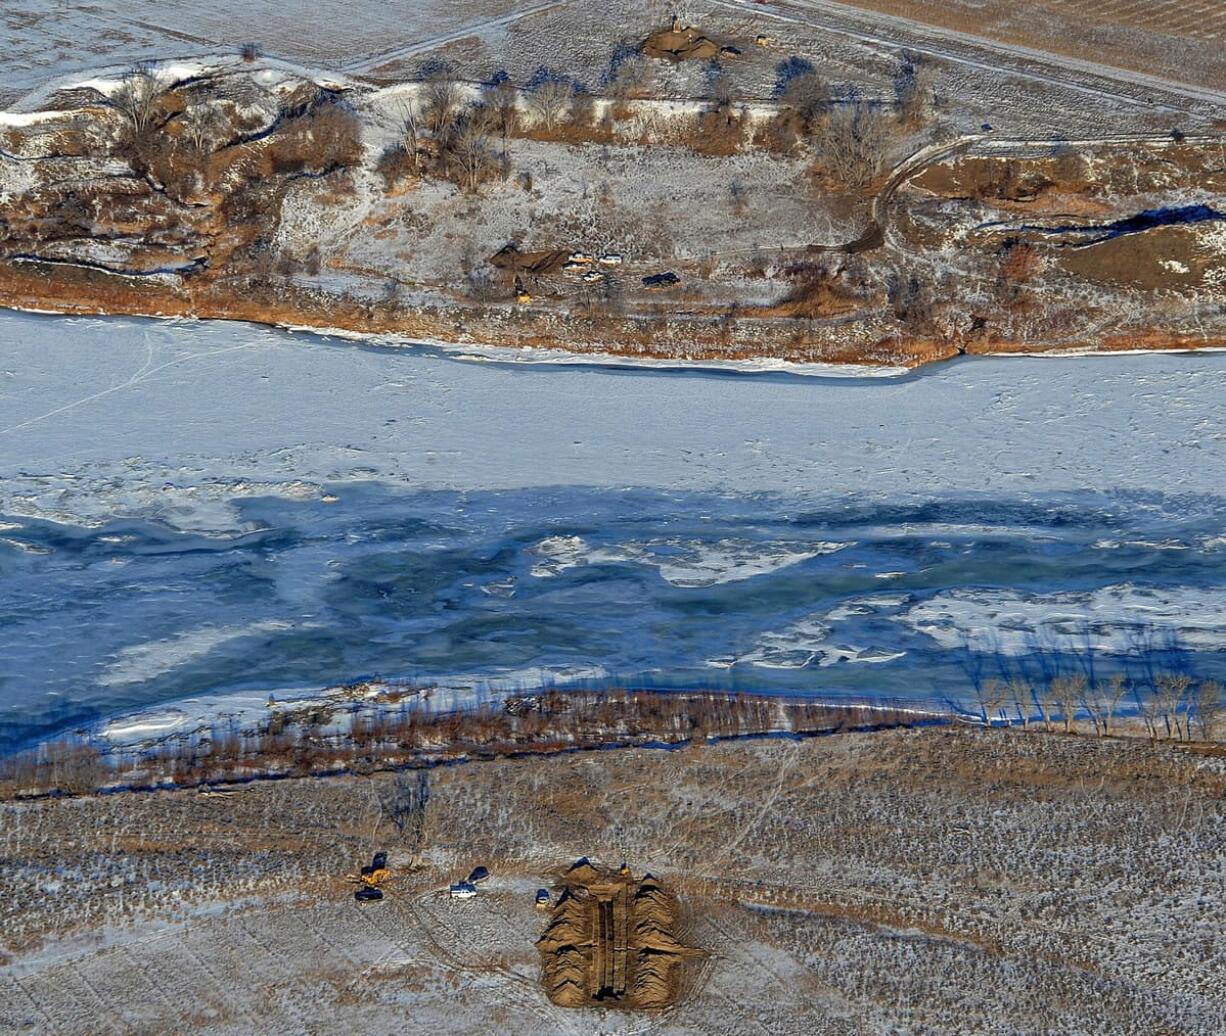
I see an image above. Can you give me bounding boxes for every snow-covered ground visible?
[3,310,1224,523]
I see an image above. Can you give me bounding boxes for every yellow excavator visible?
[349,851,391,902]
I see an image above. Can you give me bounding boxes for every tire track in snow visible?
[340,2,565,75]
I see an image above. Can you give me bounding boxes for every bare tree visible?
[395,98,423,171]
[609,52,654,107]
[1193,680,1223,742]
[424,70,462,134]
[527,79,573,132]
[1051,674,1086,734]
[377,770,430,865]
[111,63,166,134]
[1008,677,1032,728]
[1155,673,1193,740]
[569,88,597,129]
[1036,689,1056,733]
[182,104,223,154]
[814,102,889,190]
[1088,673,1129,737]
[449,113,496,191]
[973,679,1007,728]
[895,54,936,129]
[781,70,829,132]
[485,78,519,147]
[1136,681,1163,740]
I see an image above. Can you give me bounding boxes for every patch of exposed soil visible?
[1056,223,1222,292]
[538,859,702,1010]
[642,25,729,62]
[488,243,569,276]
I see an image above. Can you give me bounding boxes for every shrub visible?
[376,143,418,189]
[812,102,890,190]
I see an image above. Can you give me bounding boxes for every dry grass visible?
[2,727,1224,1032]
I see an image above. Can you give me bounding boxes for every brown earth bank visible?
[3,726,1225,1033]
[4,260,1223,371]
[0,260,958,369]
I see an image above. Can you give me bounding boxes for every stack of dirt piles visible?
[628,876,689,1009]
[537,888,592,1007]
[537,859,702,1011]
[643,23,725,62]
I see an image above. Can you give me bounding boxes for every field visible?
[4,0,1224,126]
[832,0,1226,88]
[1,0,534,102]
[3,726,1226,1033]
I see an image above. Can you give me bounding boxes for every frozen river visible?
[2,310,1225,750]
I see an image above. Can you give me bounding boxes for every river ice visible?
[2,310,1225,748]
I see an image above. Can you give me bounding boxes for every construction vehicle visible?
[349,850,392,902]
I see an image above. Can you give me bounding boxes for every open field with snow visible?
[1,0,536,104]
[3,726,1225,1033]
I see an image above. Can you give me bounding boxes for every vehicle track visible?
[410,890,587,1035]
[340,2,565,75]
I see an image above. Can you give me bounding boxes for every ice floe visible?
[100,621,303,687]
[528,535,846,587]
[898,584,1226,655]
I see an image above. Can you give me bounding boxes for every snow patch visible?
[100,621,302,687]
[899,584,1226,654]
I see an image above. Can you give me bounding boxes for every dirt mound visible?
[538,861,703,1011]
[643,25,724,62]
[489,244,569,276]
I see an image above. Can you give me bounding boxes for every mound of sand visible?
[643,25,726,62]
[538,861,703,1011]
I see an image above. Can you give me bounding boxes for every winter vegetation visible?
[3,725,1225,1032]
[3,664,1222,802]
[0,689,933,800]
[0,0,1221,370]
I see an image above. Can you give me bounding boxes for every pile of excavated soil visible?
[537,890,593,1007]
[488,244,570,277]
[642,26,724,62]
[538,860,701,1011]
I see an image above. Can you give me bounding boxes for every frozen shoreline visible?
[5,309,1226,524]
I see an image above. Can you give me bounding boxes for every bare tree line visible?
[0,690,929,800]
[971,671,1224,741]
